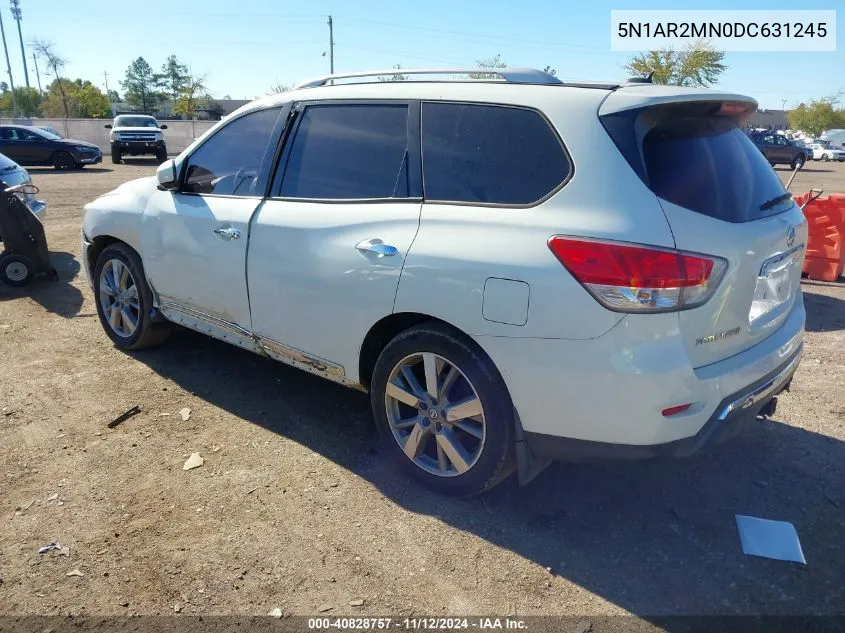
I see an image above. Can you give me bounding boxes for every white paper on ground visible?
[735,514,806,564]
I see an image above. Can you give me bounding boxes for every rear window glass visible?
[421,103,570,205]
[603,106,791,223]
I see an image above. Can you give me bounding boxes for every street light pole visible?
[0,9,17,115]
[9,0,28,88]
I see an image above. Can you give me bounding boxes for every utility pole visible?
[31,51,40,93]
[9,0,27,87]
[0,9,17,115]
[327,15,334,75]
[104,70,110,100]
[781,99,787,112]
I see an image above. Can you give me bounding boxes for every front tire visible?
[821,154,829,162]
[52,151,76,170]
[156,148,168,161]
[370,324,514,496]
[0,253,35,287]
[791,155,805,170]
[111,146,122,164]
[93,243,170,350]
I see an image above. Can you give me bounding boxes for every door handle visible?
[356,239,397,258]
[213,227,241,240]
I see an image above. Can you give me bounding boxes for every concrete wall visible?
[0,118,218,154]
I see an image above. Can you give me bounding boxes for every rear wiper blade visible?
[759,192,793,211]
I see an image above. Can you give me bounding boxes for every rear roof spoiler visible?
[599,87,758,116]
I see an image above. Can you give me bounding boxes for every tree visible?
[173,73,208,119]
[378,64,408,82]
[469,54,506,79]
[788,95,845,137]
[107,89,120,102]
[39,79,110,118]
[0,87,41,115]
[0,81,8,93]
[268,81,291,94]
[159,54,189,102]
[121,57,161,112]
[543,65,557,77]
[73,80,111,117]
[624,41,727,87]
[32,40,70,117]
[203,99,225,120]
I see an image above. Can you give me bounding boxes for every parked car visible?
[0,151,47,240]
[0,125,102,170]
[104,115,167,163]
[748,131,807,169]
[82,68,806,496]
[808,143,845,162]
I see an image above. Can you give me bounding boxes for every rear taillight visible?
[547,237,726,313]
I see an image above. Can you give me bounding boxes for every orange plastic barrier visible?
[794,192,845,282]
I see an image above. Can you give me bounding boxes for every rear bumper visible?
[523,345,801,461]
[475,292,805,451]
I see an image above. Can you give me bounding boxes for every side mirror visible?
[104,124,112,129]
[160,124,168,130]
[156,158,179,191]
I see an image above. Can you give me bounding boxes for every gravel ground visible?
[1,160,844,621]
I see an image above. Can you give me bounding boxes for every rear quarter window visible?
[421,102,570,206]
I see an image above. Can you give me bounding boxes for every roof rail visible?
[295,67,563,89]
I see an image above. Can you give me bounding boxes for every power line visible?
[339,16,609,51]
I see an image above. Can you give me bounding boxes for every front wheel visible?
[156,148,168,161]
[52,151,76,170]
[0,253,35,287]
[370,324,514,496]
[821,154,829,162]
[111,146,122,164]
[93,243,170,350]
[791,155,805,170]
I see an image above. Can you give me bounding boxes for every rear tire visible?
[370,323,515,496]
[822,154,829,162]
[0,253,35,287]
[93,243,170,350]
[52,151,76,170]
[791,155,805,170]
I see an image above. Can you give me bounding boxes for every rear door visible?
[601,100,807,367]
[247,100,422,380]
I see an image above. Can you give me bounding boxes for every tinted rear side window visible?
[421,103,570,205]
[279,104,409,199]
[603,105,790,223]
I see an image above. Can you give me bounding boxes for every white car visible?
[104,115,168,164]
[82,68,806,496]
[809,144,845,162]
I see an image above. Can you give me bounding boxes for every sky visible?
[7,0,843,109]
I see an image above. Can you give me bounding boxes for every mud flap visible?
[513,408,552,485]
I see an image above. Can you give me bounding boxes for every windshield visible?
[114,116,158,128]
[602,104,791,223]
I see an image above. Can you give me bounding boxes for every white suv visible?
[82,68,806,496]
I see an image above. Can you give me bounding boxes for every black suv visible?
[0,125,102,169]
[748,131,807,170]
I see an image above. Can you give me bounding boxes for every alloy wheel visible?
[384,352,486,477]
[98,259,140,337]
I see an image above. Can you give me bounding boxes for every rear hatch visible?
[600,94,807,367]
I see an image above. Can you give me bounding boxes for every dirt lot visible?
[1,160,844,622]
